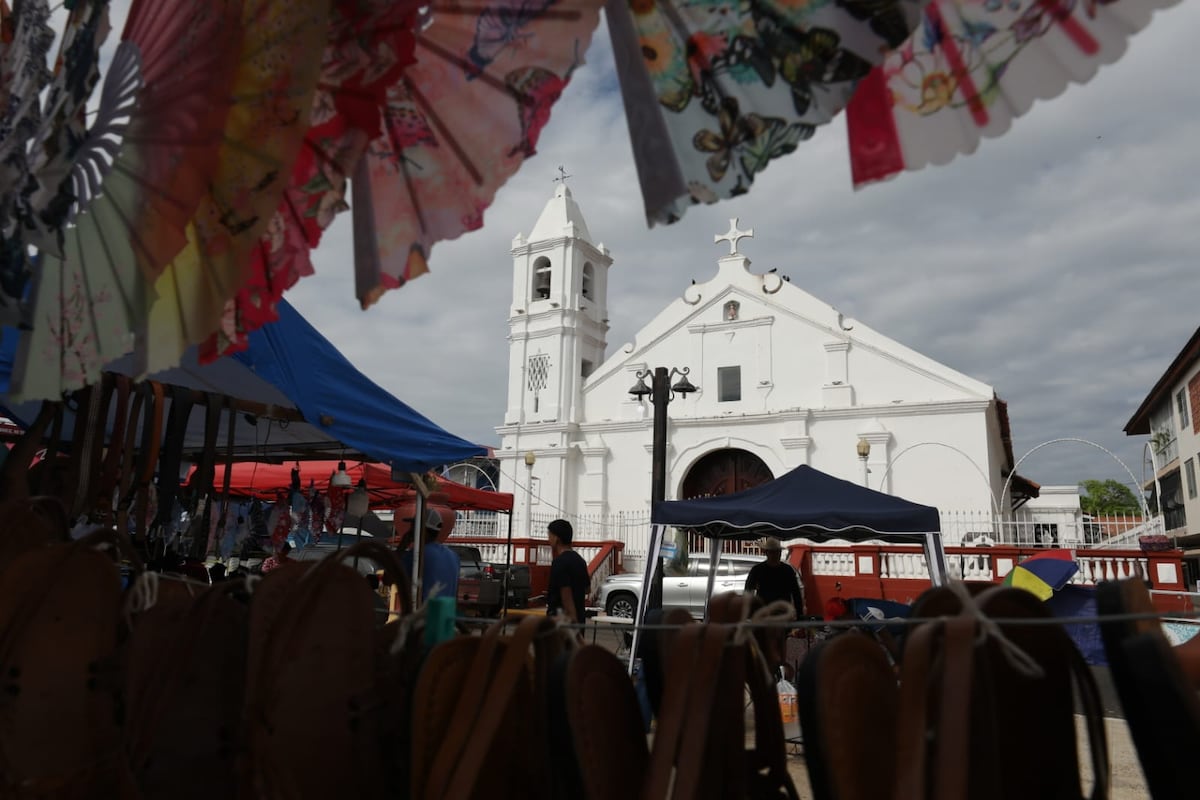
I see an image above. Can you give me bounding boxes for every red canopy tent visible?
[186,460,513,511]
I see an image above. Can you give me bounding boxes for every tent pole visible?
[629,523,665,676]
[924,532,949,586]
[502,510,514,616]
[703,538,724,620]
[409,472,429,610]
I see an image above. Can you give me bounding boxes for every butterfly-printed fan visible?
[606,0,927,227]
[845,0,1183,187]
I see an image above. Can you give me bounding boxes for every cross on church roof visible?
[553,165,572,186]
[714,217,753,256]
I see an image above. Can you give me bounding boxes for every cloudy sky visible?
[283,0,1200,495]
[78,0,1197,495]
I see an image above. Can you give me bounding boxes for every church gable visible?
[582,223,992,422]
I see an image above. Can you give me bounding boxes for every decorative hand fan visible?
[0,0,54,323]
[202,0,605,357]
[605,0,925,227]
[846,0,1182,187]
[138,0,331,376]
[202,0,419,361]
[352,0,606,307]
[9,0,243,400]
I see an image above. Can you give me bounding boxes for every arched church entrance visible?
[679,449,773,553]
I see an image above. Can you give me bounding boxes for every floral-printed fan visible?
[203,0,419,361]
[7,0,334,400]
[605,0,927,227]
[845,0,1182,187]
[353,0,607,307]
[134,0,330,377]
[202,0,606,358]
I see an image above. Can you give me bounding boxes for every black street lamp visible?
[629,366,698,611]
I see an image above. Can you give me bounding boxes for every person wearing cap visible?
[546,519,589,625]
[399,508,459,604]
[744,537,805,615]
[746,537,805,678]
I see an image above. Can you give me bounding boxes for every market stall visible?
[633,464,944,670]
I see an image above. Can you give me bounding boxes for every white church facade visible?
[494,185,1035,557]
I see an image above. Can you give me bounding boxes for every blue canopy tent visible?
[0,300,485,473]
[629,465,946,670]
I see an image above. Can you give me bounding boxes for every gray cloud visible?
[273,2,1200,496]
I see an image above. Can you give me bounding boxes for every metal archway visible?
[875,441,1000,518]
[1000,438,1150,519]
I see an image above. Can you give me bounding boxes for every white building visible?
[495,185,1035,559]
[1125,326,1200,538]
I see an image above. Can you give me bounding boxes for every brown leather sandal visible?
[894,584,1108,800]
[241,540,412,798]
[1098,577,1200,800]
[414,615,561,800]
[566,644,650,800]
[123,576,250,798]
[797,631,896,800]
[0,530,139,796]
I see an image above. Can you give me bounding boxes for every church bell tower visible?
[503,181,611,428]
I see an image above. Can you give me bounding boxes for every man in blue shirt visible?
[399,508,460,604]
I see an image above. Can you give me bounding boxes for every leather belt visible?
[95,375,132,526]
[132,382,165,540]
[115,385,147,538]
[69,375,116,520]
[152,386,194,538]
[212,400,237,557]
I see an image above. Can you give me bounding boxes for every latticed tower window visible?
[527,354,550,412]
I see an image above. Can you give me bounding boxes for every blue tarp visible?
[1045,585,1107,666]
[651,464,941,541]
[229,301,485,472]
[0,300,485,474]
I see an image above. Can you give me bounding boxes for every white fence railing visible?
[456,508,1171,575]
[938,510,1160,547]
[812,547,1163,586]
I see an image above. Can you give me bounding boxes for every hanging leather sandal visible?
[1097,577,1200,800]
[0,529,141,798]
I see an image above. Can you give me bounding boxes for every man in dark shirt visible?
[546,519,589,624]
[746,537,804,678]
[745,537,805,614]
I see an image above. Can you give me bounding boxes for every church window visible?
[723,300,739,321]
[528,353,550,412]
[718,366,741,402]
[582,262,595,301]
[581,359,593,378]
[533,257,552,300]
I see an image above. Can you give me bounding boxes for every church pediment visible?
[583,221,992,411]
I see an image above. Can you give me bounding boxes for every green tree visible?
[1079,479,1142,516]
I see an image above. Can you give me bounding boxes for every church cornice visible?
[495,421,580,436]
[811,399,992,419]
[511,236,611,263]
[571,399,992,435]
[509,325,608,344]
[686,316,774,334]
